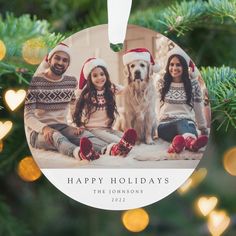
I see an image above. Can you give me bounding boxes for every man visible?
[25,43,105,161]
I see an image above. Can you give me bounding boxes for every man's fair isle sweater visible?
[24,73,77,133]
[156,78,207,130]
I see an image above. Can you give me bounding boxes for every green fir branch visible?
[0,13,65,83]
[130,0,236,36]
[0,13,65,61]
[207,0,236,21]
[201,66,236,131]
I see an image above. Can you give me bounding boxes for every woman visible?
[156,54,208,153]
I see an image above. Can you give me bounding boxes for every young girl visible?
[74,57,137,156]
[156,54,209,153]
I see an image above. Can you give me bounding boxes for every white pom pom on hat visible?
[79,57,107,90]
[122,47,161,73]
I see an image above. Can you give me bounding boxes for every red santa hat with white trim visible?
[122,48,161,73]
[79,57,107,89]
[45,42,71,63]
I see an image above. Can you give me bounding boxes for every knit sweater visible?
[156,78,207,130]
[78,83,123,129]
[24,73,77,133]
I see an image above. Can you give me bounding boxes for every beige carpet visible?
[31,139,204,169]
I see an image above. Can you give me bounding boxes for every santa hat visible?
[45,42,71,63]
[123,48,160,73]
[79,57,107,90]
[35,42,71,74]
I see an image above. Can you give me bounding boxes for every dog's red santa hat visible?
[79,57,107,89]
[122,48,160,73]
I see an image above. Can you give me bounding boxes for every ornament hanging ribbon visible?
[107,0,132,46]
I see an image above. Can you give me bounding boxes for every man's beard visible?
[50,64,66,76]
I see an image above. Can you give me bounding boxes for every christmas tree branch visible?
[130,0,236,36]
[201,66,236,131]
[0,13,65,82]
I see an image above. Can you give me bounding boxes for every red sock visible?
[185,135,208,152]
[110,128,137,156]
[79,137,100,160]
[168,135,186,153]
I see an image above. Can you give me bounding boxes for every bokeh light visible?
[195,196,218,217]
[177,178,192,195]
[207,210,230,236]
[4,89,26,111]
[22,37,48,65]
[0,140,3,152]
[191,168,207,187]
[0,121,13,140]
[122,208,149,232]
[17,156,42,182]
[223,147,236,176]
[0,40,6,60]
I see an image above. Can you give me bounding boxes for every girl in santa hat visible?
[73,58,137,157]
[156,53,209,154]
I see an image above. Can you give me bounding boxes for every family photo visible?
[24,25,211,169]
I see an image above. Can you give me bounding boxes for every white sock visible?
[73,147,80,160]
[101,143,116,155]
[182,133,196,139]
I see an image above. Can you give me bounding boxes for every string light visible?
[0,40,6,60]
[207,210,231,236]
[4,89,26,111]
[122,208,149,232]
[22,37,47,65]
[0,140,3,153]
[195,196,218,217]
[0,121,13,140]
[17,156,42,182]
[177,178,192,195]
[223,147,236,176]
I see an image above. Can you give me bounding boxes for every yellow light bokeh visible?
[195,196,218,217]
[0,121,13,140]
[0,40,6,60]
[191,168,207,187]
[207,210,231,236]
[177,178,192,195]
[122,208,149,232]
[17,156,42,182]
[22,38,48,65]
[223,147,236,176]
[5,89,26,111]
[0,140,3,152]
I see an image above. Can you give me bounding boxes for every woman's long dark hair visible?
[73,66,118,127]
[160,54,193,108]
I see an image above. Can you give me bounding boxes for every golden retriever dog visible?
[122,59,157,144]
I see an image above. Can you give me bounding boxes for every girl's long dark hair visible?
[160,54,193,108]
[73,66,118,127]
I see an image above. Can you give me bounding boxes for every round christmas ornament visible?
[24,24,211,210]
